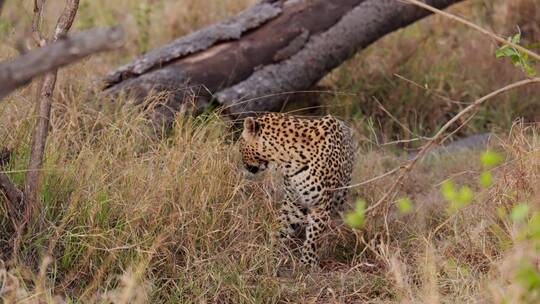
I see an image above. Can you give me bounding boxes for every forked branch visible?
[17,0,81,246]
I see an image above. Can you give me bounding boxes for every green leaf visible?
[479,171,493,188]
[495,46,517,58]
[524,63,537,77]
[447,186,474,213]
[516,263,540,291]
[354,199,366,214]
[345,213,364,229]
[495,33,537,77]
[511,55,522,65]
[527,212,540,240]
[397,197,413,214]
[480,150,503,168]
[511,203,529,222]
[510,33,521,44]
[457,186,474,205]
[441,180,457,202]
[345,200,366,229]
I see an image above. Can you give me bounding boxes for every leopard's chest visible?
[282,166,325,208]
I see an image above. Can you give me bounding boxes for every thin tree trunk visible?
[19,0,80,234]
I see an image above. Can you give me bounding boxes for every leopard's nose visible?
[246,165,259,174]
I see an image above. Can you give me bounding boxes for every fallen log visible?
[104,0,464,127]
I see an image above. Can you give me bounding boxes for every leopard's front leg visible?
[301,206,330,267]
[274,199,308,271]
[277,199,307,241]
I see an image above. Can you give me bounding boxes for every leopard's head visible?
[238,117,269,174]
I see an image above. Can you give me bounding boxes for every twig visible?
[52,0,79,41]
[373,96,428,140]
[31,0,46,47]
[340,0,540,215]
[403,0,540,62]
[364,78,540,214]
[346,167,402,190]
[438,109,477,145]
[393,73,466,105]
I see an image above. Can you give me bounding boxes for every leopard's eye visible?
[246,165,259,174]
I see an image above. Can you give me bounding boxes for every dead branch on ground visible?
[0,27,124,99]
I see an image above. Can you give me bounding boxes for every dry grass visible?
[1,0,540,303]
[323,0,540,147]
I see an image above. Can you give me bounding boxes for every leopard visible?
[238,112,355,267]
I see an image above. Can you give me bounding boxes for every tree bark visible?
[104,0,464,127]
[218,0,465,117]
[0,27,124,99]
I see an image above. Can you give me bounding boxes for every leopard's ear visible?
[242,117,259,140]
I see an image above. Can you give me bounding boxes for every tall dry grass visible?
[1,0,540,303]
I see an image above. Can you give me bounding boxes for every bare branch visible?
[21,0,80,233]
[53,0,80,40]
[360,78,540,215]
[32,0,46,47]
[0,27,124,99]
